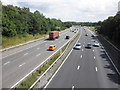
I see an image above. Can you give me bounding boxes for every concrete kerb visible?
[10,29,78,89]
[1,28,69,52]
[29,31,80,89]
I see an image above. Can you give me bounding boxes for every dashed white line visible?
[95,67,98,72]
[24,53,28,56]
[77,65,80,70]
[94,56,95,59]
[19,63,26,67]
[37,48,40,50]
[4,61,10,65]
[81,55,82,58]
[93,50,94,52]
[72,86,75,90]
[36,53,41,57]
[82,49,84,51]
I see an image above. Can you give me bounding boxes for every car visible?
[85,34,88,36]
[65,36,70,39]
[48,45,56,51]
[74,43,81,50]
[85,43,92,48]
[93,42,100,47]
[74,31,76,33]
[91,35,94,37]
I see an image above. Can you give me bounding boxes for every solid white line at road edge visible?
[44,28,82,89]
[88,29,120,75]
[10,28,80,88]
[44,48,74,89]
[2,30,69,59]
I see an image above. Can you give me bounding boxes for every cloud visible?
[1,0,120,22]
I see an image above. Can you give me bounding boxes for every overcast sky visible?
[1,0,120,22]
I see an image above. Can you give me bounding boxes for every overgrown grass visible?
[2,34,47,49]
[2,28,69,49]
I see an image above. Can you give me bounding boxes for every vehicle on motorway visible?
[65,36,70,39]
[49,31,59,40]
[93,42,100,47]
[91,35,95,37]
[85,34,88,36]
[74,43,81,50]
[48,45,56,51]
[85,43,92,48]
[74,31,76,33]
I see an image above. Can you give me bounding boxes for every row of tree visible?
[64,22,98,26]
[96,14,120,46]
[2,5,68,37]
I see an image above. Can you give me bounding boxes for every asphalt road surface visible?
[2,28,79,88]
[45,28,120,89]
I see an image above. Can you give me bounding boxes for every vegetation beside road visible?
[17,44,66,88]
[2,4,72,49]
[95,14,120,49]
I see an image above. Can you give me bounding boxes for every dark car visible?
[85,43,92,48]
[91,35,94,37]
[65,36,70,39]
[85,34,88,36]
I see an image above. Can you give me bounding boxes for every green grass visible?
[16,29,75,89]
[17,51,61,88]
[2,34,47,49]
[2,28,69,49]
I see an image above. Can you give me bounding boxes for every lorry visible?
[49,31,59,40]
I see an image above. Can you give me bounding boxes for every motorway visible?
[2,28,78,88]
[45,28,120,88]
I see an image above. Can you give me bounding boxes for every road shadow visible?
[100,50,120,85]
[107,73,120,85]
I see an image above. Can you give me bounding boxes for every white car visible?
[74,43,81,50]
[93,42,100,47]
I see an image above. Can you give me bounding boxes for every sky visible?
[1,0,120,22]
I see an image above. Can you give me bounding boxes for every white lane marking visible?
[36,53,41,57]
[11,30,73,88]
[82,49,84,51]
[81,55,82,58]
[24,53,28,56]
[96,36,120,75]
[37,48,40,50]
[19,63,26,67]
[72,86,75,90]
[94,56,95,59]
[4,61,10,65]
[2,42,45,59]
[77,66,80,70]
[95,67,98,72]
[44,29,82,89]
[93,50,94,52]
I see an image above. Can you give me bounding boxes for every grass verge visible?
[17,45,67,89]
[2,34,47,49]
